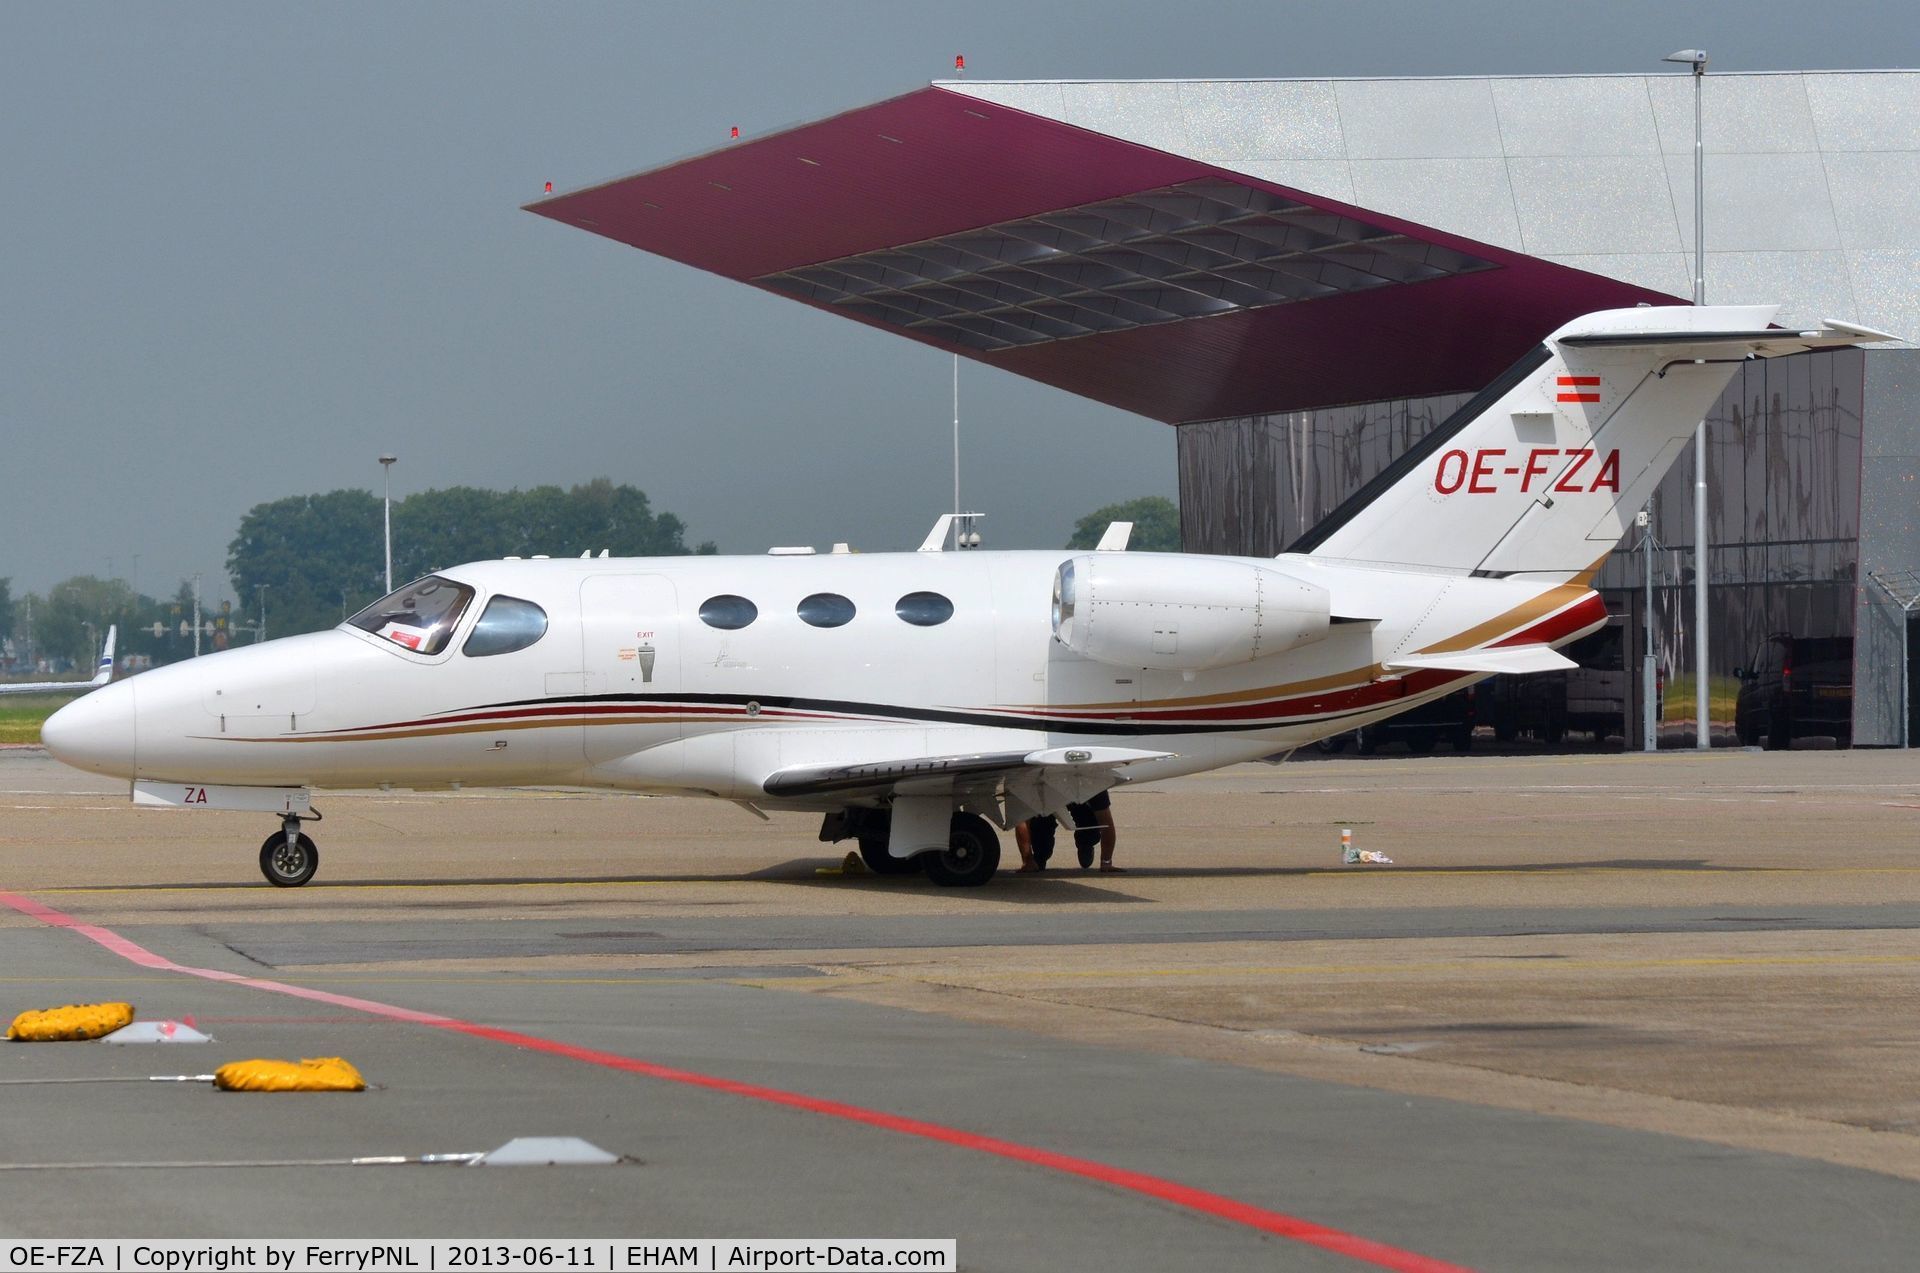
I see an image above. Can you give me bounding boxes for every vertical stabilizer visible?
[1290,306,1895,581]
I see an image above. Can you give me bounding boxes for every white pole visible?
[380,455,397,594]
[192,574,202,659]
[1643,520,1657,751]
[1690,58,1711,750]
[951,354,962,549]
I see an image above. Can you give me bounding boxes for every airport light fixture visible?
[379,455,398,594]
[1662,48,1711,750]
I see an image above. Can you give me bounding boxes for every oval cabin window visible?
[699,595,759,630]
[894,591,954,627]
[797,593,856,628]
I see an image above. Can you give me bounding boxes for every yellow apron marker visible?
[213,1057,367,1092]
[7,1002,135,1041]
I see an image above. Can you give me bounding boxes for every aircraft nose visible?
[42,680,137,778]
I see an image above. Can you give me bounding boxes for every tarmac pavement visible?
[2,746,1917,1270]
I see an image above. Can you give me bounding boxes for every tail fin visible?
[1290,305,1897,580]
[90,626,116,688]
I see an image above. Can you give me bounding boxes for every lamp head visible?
[1663,49,1708,73]
[379,454,398,466]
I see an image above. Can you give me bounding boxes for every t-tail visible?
[91,626,117,688]
[1291,305,1897,582]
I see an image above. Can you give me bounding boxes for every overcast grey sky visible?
[4,1,1915,602]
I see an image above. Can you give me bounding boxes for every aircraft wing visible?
[1384,643,1576,675]
[762,744,1172,802]
[0,626,116,696]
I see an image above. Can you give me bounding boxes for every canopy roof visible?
[528,86,1674,423]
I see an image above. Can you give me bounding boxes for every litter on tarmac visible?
[1339,828,1393,864]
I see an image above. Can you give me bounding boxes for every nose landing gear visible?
[259,808,323,887]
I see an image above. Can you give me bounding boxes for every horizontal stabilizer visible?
[1384,644,1576,675]
[1556,320,1900,357]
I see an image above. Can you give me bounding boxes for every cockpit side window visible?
[461,595,549,658]
[347,576,475,656]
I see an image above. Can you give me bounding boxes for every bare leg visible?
[1096,808,1123,872]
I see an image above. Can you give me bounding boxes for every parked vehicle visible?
[1562,620,1628,741]
[1319,686,1476,754]
[1734,634,1853,748]
[1482,617,1632,745]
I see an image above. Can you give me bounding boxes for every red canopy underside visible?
[529,86,1676,423]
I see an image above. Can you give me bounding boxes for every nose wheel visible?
[259,810,322,887]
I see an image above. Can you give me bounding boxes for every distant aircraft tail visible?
[1290,306,1897,581]
[90,626,116,688]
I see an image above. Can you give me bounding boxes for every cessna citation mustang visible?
[42,307,1895,887]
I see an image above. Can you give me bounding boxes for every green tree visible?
[392,480,701,579]
[30,576,140,669]
[228,490,385,639]
[1067,496,1181,552]
[229,481,709,638]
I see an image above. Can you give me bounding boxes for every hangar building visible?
[532,71,1920,748]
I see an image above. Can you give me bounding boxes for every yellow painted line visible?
[975,952,1920,981]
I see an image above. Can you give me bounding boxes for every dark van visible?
[1734,634,1853,749]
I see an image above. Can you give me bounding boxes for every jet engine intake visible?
[1051,555,1330,672]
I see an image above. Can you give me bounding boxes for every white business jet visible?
[1,626,115,696]
[42,307,1893,887]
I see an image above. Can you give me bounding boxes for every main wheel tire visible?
[858,834,918,875]
[259,832,319,888]
[922,812,1001,887]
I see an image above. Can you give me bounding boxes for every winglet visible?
[90,627,117,688]
[1094,522,1133,552]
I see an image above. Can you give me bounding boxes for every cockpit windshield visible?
[347,576,475,655]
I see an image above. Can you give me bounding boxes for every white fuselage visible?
[44,549,1604,809]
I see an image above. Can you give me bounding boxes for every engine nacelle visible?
[1051,555,1330,672]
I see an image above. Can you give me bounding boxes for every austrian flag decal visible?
[1556,375,1601,404]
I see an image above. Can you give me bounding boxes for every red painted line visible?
[0,889,1471,1273]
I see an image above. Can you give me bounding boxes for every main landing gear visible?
[258,809,323,887]
[823,808,1002,887]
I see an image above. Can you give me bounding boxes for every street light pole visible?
[379,455,398,594]
[192,573,202,659]
[1664,48,1710,749]
[951,355,961,549]
[256,584,270,644]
